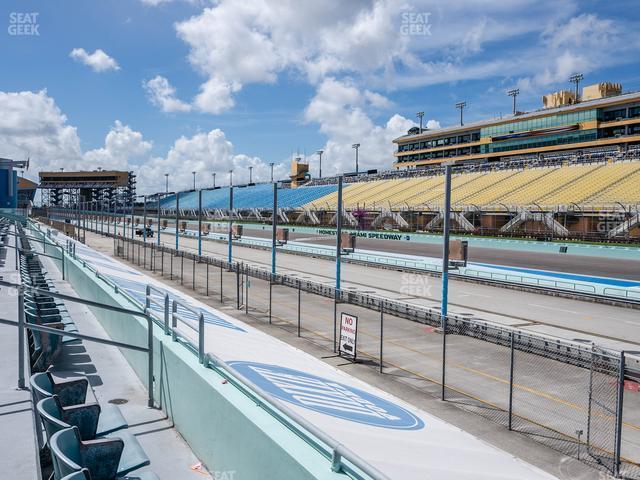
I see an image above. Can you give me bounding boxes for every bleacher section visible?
[305,160,640,210]
[160,183,337,210]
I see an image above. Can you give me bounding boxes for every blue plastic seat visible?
[30,371,89,406]
[37,395,128,441]
[51,426,150,480]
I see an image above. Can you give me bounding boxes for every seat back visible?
[30,372,53,403]
[50,427,83,479]
[37,396,69,442]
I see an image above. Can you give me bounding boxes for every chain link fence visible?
[105,232,640,478]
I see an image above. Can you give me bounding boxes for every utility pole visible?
[416,111,424,132]
[192,171,196,190]
[269,162,274,183]
[212,172,216,188]
[352,143,360,174]
[316,150,323,179]
[164,173,169,194]
[507,89,520,115]
[455,101,467,126]
[248,166,253,184]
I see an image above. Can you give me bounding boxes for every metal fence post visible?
[206,261,209,296]
[171,301,178,342]
[220,264,223,302]
[161,247,164,276]
[333,294,338,353]
[17,287,25,389]
[180,251,184,285]
[379,305,384,373]
[269,279,273,324]
[236,263,241,309]
[198,312,205,364]
[163,293,170,336]
[508,331,515,430]
[613,351,626,477]
[441,314,447,401]
[245,273,249,315]
[192,256,196,290]
[61,247,65,281]
[146,311,154,408]
[297,281,301,337]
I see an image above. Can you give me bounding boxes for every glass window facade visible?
[484,129,598,153]
[481,109,597,138]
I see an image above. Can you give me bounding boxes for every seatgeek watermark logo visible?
[229,361,424,430]
[8,12,40,36]
[400,12,432,36]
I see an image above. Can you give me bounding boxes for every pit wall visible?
[30,225,344,480]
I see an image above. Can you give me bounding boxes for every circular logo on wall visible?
[228,361,424,430]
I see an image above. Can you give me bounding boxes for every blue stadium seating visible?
[159,184,338,210]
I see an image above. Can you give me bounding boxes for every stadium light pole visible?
[316,150,323,179]
[164,173,169,194]
[455,101,467,126]
[271,182,278,274]
[417,111,424,132]
[507,89,520,115]
[352,143,360,174]
[269,162,274,183]
[441,162,453,400]
[569,73,583,102]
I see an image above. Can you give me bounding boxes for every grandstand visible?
[156,154,640,240]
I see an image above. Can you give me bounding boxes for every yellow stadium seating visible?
[304,160,640,210]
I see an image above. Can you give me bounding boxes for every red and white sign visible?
[339,312,358,360]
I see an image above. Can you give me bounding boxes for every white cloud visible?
[69,48,120,73]
[303,77,423,175]
[84,121,152,170]
[0,90,83,174]
[143,76,192,113]
[136,129,288,193]
[193,77,237,114]
[0,90,151,182]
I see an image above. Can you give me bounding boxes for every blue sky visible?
[1,0,639,193]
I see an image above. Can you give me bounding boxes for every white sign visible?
[339,313,358,360]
